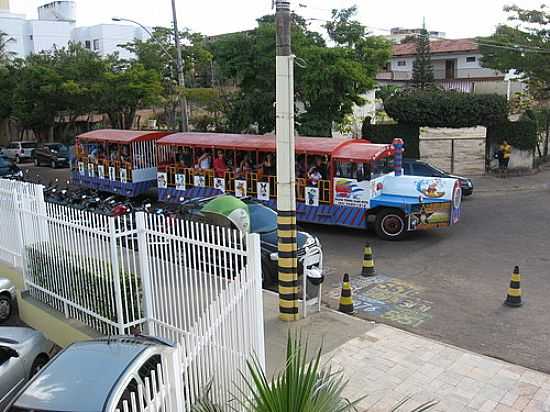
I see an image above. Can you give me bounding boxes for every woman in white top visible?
[197,152,212,170]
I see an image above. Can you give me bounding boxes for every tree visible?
[209,8,391,136]
[412,27,434,89]
[96,59,163,130]
[122,27,213,129]
[478,5,550,156]
[0,31,14,64]
[12,58,64,139]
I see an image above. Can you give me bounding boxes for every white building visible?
[385,27,446,44]
[0,0,147,59]
[376,38,525,96]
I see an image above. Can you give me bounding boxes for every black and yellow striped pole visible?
[276,0,299,321]
[504,266,523,307]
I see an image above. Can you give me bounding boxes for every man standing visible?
[499,140,512,174]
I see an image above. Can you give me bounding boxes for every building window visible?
[93,39,100,51]
[397,60,407,67]
[466,56,476,63]
[383,62,391,71]
[84,40,91,49]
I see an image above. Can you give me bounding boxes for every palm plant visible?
[0,31,14,63]
[192,332,437,412]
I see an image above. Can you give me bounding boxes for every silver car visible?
[2,142,38,164]
[0,327,55,411]
[0,278,16,323]
[6,335,174,412]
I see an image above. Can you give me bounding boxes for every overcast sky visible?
[10,0,545,38]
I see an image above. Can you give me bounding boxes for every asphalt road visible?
[13,163,550,373]
[313,185,550,374]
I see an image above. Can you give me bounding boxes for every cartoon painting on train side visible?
[156,133,462,240]
[72,129,171,197]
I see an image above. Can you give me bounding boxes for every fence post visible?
[247,233,266,372]
[165,347,185,411]
[136,212,154,335]
[13,186,25,271]
[108,217,126,335]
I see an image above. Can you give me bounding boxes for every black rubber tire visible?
[33,158,40,167]
[0,295,12,323]
[15,155,21,164]
[50,160,57,169]
[375,209,407,241]
[30,355,49,378]
[261,257,276,289]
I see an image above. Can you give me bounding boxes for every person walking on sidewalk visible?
[498,140,512,176]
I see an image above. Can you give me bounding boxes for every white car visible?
[3,142,38,164]
[0,327,55,411]
[0,277,16,323]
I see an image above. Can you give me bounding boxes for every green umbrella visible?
[202,196,251,233]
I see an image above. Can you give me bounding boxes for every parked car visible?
[403,159,474,196]
[5,335,173,412]
[2,142,38,164]
[0,327,55,411]
[168,195,323,288]
[0,156,22,180]
[31,143,70,169]
[0,277,16,323]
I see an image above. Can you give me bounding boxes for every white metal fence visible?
[0,178,266,411]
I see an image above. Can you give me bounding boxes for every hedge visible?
[487,120,538,151]
[384,90,509,128]
[362,122,420,159]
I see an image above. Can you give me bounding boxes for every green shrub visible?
[384,89,508,128]
[487,120,538,151]
[362,122,420,159]
[25,244,142,325]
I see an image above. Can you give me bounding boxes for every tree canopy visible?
[209,7,391,136]
[478,5,550,101]
[412,28,434,89]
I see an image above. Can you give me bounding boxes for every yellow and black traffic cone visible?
[505,266,523,307]
[338,273,356,315]
[360,243,376,277]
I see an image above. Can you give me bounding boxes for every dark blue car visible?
[402,159,474,196]
[0,156,22,179]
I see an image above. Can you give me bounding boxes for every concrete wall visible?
[420,127,486,176]
[72,24,146,58]
[0,263,97,348]
[28,19,73,54]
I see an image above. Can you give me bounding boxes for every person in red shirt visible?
[213,151,228,178]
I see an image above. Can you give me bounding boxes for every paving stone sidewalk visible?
[323,324,550,412]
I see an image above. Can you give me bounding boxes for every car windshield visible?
[427,163,448,175]
[21,143,37,149]
[249,204,277,234]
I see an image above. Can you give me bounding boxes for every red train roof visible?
[77,129,171,144]
[157,133,393,161]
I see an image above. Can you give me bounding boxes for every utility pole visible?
[275,0,298,322]
[171,0,189,132]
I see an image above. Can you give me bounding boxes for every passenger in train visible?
[197,151,212,170]
[260,153,276,176]
[176,146,193,168]
[307,166,323,186]
[213,151,228,178]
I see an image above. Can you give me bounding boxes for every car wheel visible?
[15,155,21,164]
[30,355,49,377]
[33,157,40,166]
[0,295,12,322]
[375,209,407,241]
[50,160,57,169]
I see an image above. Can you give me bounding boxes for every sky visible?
[9,0,546,39]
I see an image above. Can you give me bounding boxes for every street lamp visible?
[112,10,189,133]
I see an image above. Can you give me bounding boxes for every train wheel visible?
[375,209,406,241]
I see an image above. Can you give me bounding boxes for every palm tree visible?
[0,31,14,63]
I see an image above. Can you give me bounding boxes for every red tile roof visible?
[393,38,479,57]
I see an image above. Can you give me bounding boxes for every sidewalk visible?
[473,165,550,194]
[264,297,550,411]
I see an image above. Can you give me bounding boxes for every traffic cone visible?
[505,266,523,307]
[360,243,376,277]
[338,273,356,315]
